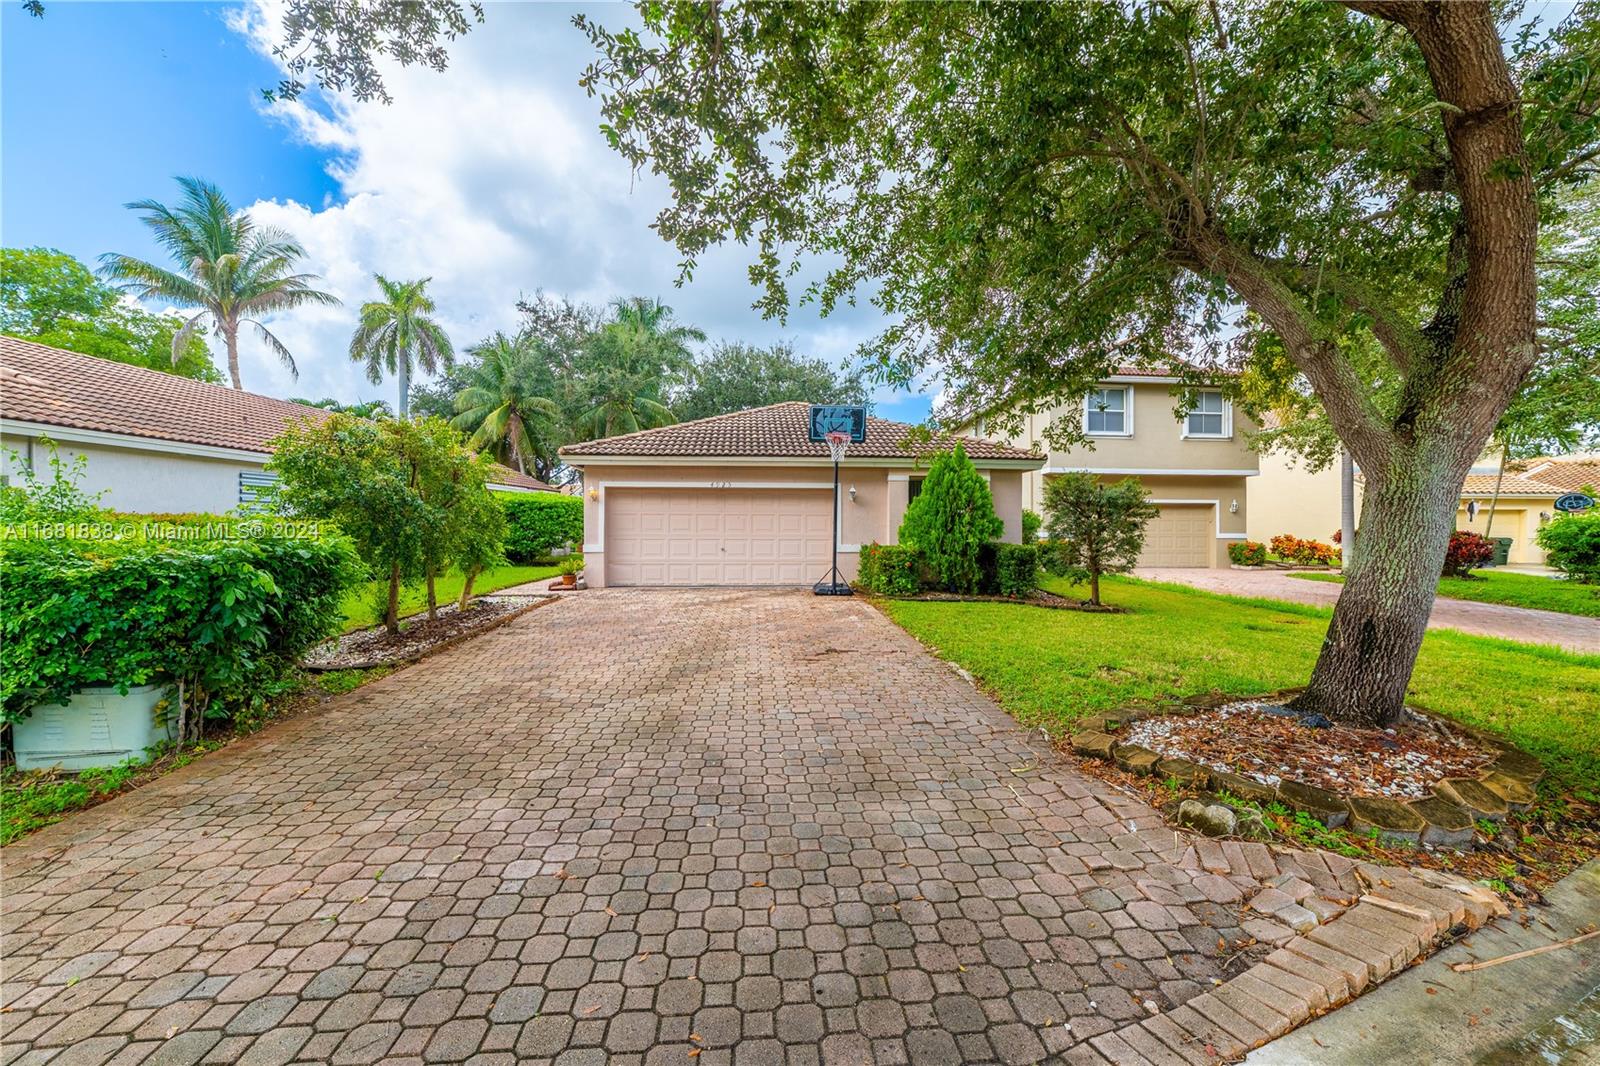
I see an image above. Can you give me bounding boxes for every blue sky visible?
[2,1,932,422]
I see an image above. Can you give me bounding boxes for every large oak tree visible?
[570,0,1598,727]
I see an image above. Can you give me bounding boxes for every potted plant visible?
[557,554,585,586]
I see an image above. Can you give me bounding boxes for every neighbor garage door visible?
[605,488,833,586]
[1139,505,1212,567]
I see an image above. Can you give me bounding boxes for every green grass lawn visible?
[1290,568,1600,618]
[339,564,560,632]
[878,576,1600,800]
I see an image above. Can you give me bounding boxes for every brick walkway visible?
[0,590,1495,1065]
[1134,567,1600,654]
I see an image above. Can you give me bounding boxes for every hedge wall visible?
[1,529,362,725]
[498,492,584,561]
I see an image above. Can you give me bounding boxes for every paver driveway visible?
[3,590,1262,1065]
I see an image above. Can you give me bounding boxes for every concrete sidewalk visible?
[1245,859,1600,1065]
[1134,567,1600,654]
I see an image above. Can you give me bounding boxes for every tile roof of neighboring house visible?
[559,401,1042,462]
[1514,457,1600,493]
[1,335,331,454]
[1459,472,1569,497]
[488,466,555,491]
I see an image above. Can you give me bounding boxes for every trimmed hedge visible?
[1228,540,1267,566]
[1,530,362,725]
[993,543,1040,597]
[856,542,922,596]
[498,492,583,562]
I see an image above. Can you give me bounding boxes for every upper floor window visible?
[1184,390,1231,438]
[1085,386,1131,436]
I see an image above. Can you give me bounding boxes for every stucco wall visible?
[1247,451,1352,546]
[1,432,263,514]
[573,460,1034,586]
[1456,496,1553,566]
[1108,473,1249,568]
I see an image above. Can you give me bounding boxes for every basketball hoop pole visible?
[815,432,853,596]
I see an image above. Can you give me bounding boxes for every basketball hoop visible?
[824,430,850,464]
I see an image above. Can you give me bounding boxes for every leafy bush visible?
[1021,509,1042,545]
[1228,540,1267,566]
[856,542,922,596]
[1537,512,1600,584]
[897,444,1004,593]
[1269,533,1341,566]
[499,492,584,562]
[994,543,1039,597]
[1,529,362,729]
[1042,473,1158,605]
[1442,530,1495,578]
[558,553,585,577]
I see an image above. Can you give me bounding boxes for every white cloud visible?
[218,1,893,409]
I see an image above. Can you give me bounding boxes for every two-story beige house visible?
[974,368,1258,568]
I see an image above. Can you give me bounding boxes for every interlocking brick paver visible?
[3,590,1264,1064]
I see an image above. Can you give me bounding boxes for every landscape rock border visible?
[1069,691,1544,849]
[301,595,560,672]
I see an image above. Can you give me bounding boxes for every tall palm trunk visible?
[398,358,411,420]
[223,319,243,390]
[1483,444,1509,539]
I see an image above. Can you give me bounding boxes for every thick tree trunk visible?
[223,321,242,390]
[1291,449,1466,727]
[385,561,402,635]
[1088,569,1100,606]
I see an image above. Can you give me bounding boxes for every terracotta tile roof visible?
[487,465,555,491]
[1,335,331,454]
[560,402,1042,463]
[1513,457,1600,493]
[1459,472,1565,496]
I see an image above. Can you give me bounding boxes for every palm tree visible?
[290,397,394,419]
[575,297,705,437]
[451,332,563,475]
[348,275,454,419]
[99,177,339,390]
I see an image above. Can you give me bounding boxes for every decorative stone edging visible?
[1075,827,1507,1065]
[1068,693,1543,850]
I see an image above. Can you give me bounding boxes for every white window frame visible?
[1181,389,1232,440]
[1083,386,1133,438]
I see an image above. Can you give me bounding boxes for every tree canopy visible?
[670,340,868,424]
[1,247,219,381]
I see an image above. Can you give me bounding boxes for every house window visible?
[1184,390,1230,438]
[908,476,925,503]
[1085,386,1130,436]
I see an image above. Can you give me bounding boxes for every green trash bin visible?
[1487,537,1512,568]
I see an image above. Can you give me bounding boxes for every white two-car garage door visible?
[1139,505,1213,567]
[605,488,833,586]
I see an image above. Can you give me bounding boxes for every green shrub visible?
[994,543,1040,597]
[856,542,922,595]
[1021,509,1042,545]
[1537,512,1600,584]
[897,444,1004,593]
[499,492,584,561]
[0,529,362,727]
[0,436,106,523]
[1228,540,1267,566]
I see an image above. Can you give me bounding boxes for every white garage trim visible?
[1148,499,1227,540]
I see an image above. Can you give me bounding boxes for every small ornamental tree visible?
[897,443,1003,594]
[1441,531,1495,579]
[1043,474,1159,606]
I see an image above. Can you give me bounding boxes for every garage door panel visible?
[607,488,833,586]
[1139,505,1212,567]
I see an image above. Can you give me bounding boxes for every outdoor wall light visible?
[587,487,599,501]
[848,485,858,503]
[1229,499,1239,513]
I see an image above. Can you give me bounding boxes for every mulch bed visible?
[302,596,552,671]
[1124,699,1497,798]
